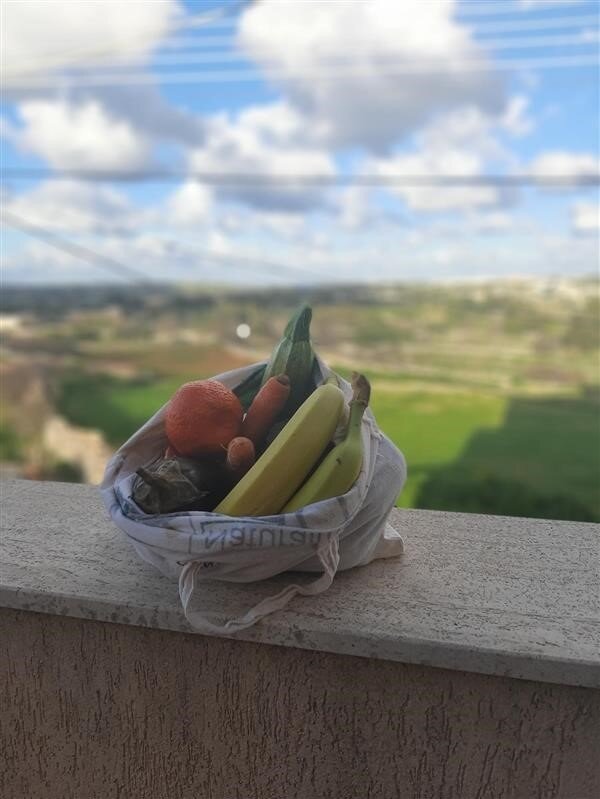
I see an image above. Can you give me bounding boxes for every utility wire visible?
[3,8,596,75]
[59,32,597,71]
[3,171,599,187]
[3,11,596,84]
[159,12,599,46]
[464,13,598,34]
[454,0,596,17]
[2,0,251,82]
[0,209,326,284]
[1,209,152,284]
[6,53,597,89]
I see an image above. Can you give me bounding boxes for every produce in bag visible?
[101,305,406,634]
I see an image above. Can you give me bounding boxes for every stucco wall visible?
[2,608,599,799]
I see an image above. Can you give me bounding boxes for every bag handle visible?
[179,534,340,635]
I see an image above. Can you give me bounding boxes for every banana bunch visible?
[215,372,370,517]
[282,372,369,512]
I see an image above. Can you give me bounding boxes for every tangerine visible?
[165,379,243,457]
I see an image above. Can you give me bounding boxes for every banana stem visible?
[351,372,371,406]
[345,373,371,438]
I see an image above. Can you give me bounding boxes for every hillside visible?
[1,277,598,520]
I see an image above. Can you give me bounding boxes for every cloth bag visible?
[100,356,407,634]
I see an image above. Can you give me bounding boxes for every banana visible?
[214,381,345,517]
[282,373,370,513]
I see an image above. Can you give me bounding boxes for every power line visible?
[455,0,594,17]
[0,209,326,285]
[5,53,598,89]
[2,0,251,82]
[58,32,597,72]
[3,170,599,187]
[1,209,152,284]
[466,12,598,34]
[158,11,599,46]
[3,10,596,85]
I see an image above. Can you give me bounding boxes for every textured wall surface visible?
[2,609,599,799]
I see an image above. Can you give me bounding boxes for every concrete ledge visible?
[1,479,599,688]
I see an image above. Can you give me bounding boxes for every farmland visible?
[1,277,599,521]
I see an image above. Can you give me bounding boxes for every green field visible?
[57,370,600,522]
[370,386,505,508]
[57,373,188,447]
[371,383,599,520]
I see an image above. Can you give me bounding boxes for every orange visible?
[165,379,243,457]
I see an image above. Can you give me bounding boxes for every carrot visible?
[241,374,291,446]
[225,436,255,482]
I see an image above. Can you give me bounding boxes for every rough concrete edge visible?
[1,587,598,689]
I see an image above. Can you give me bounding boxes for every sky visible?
[1,0,599,286]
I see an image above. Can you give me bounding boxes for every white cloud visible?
[188,103,336,212]
[5,98,151,169]
[238,0,503,150]
[76,85,204,148]
[572,202,600,233]
[3,204,599,286]
[529,151,600,186]
[4,180,142,234]
[2,0,181,87]
[230,101,314,147]
[369,102,521,212]
[501,96,534,138]
[466,211,515,234]
[337,188,372,230]
[220,208,306,240]
[167,182,213,227]
[1,231,319,286]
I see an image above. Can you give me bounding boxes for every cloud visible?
[188,103,336,212]
[4,98,151,169]
[2,0,204,153]
[3,180,143,235]
[529,151,600,188]
[1,231,318,286]
[2,0,182,87]
[368,101,523,212]
[220,208,307,240]
[81,84,204,148]
[167,182,213,226]
[238,0,503,151]
[465,211,515,234]
[337,188,372,230]
[501,96,534,138]
[3,197,599,286]
[572,202,600,234]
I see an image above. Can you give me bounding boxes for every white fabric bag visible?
[101,356,407,634]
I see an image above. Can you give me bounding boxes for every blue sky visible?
[1,0,598,285]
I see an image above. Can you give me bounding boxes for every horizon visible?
[1,271,598,295]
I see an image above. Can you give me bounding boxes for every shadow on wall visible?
[416,389,600,523]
